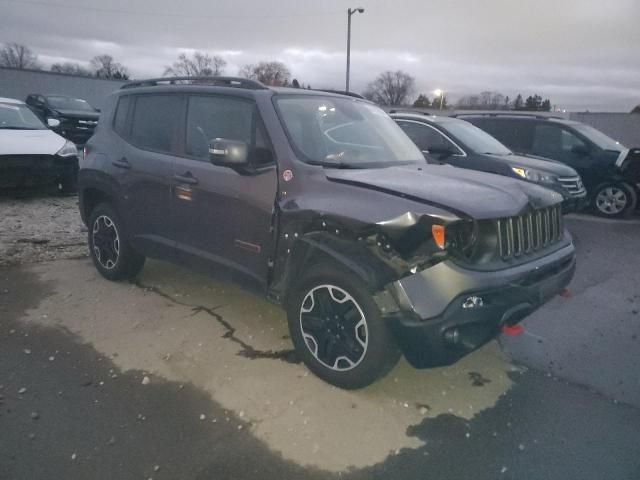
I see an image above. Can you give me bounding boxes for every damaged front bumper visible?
[379,242,576,368]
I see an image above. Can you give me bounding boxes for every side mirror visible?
[571,144,589,156]
[209,138,249,167]
[47,118,61,128]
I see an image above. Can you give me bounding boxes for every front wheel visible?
[286,265,400,389]
[592,182,637,218]
[88,202,145,281]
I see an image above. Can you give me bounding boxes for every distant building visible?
[0,66,126,109]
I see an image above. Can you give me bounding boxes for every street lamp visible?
[346,7,365,93]
[434,89,444,110]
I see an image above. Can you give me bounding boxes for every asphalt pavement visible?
[1,213,639,480]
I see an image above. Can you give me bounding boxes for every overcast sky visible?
[2,0,639,111]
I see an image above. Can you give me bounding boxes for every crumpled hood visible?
[492,153,578,177]
[324,164,563,219]
[53,109,100,120]
[0,129,66,155]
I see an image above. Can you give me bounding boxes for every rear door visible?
[115,93,184,258]
[171,94,278,287]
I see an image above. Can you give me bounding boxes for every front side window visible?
[442,120,511,155]
[532,124,586,158]
[130,95,183,153]
[185,96,255,160]
[275,95,424,168]
[397,121,457,152]
[0,102,47,130]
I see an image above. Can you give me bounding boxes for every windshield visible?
[443,119,512,155]
[46,95,95,111]
[275,95,424,167]
[0,102,47,130]
[572,123,625,151]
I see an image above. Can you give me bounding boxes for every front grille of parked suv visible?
[557,176,586,198]
[496,205,563,260]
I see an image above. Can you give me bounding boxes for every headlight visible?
[511,166,556,184]
[56,140,78,157]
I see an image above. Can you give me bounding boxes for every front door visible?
[171,94,278,287]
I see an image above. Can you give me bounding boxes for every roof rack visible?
[314,89,366,100]
[451,111,563,120]
[121,76,267,90]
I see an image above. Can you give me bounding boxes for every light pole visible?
[346,7,364,93]
[434,88,444,110]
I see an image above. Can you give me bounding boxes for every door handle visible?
[173,172,198,185]
[112,157,131,169]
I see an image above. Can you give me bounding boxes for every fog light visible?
[462,296,484,309]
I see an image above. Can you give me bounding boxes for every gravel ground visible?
[0,193,87,266]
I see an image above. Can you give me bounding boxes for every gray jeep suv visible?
[78,77,576,389]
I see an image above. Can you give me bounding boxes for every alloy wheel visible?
[92,215,120,270]
[299,285,368,371]
[595,186,628,215]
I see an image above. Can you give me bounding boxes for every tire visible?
[88,202,145,281]
[286,264,401,389]
[592,182,637,218]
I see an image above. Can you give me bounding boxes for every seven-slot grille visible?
[496,205,563,260]
[558,176,586,197]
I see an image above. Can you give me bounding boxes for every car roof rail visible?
[451,111,563,120]
[388,108,428,115]
[313,89,366,99]
[121,76,268,90]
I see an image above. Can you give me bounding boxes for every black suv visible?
[460,113,640,217]
[391,113,587,213]
[78,77,576,389]
[26,94,100,145]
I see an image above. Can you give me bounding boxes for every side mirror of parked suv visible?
[209,138,249,167]
[47,118,61,128]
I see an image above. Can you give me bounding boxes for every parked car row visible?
[458,113,640,218]
[390,112,587,213]
[78,76,576,388]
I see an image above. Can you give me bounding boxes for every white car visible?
[0,96,79,192]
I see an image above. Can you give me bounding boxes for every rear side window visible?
[130,95,183,153]
[472,119,533,153]
[113,96,131,137]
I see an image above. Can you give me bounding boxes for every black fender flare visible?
[270,231,399,304]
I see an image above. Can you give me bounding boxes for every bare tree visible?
[164,51,226,77]
[240,61,291,86]
[90,55,129,80]
[51,62,91,76]
[363,71,415,106]
[0,42,40,69]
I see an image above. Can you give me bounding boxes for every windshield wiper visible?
[307,160,361,169]
[0,126,42,130]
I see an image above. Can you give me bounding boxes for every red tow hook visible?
[502,324,524,336]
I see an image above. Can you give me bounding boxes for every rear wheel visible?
[286,265,400,389]
[592,182,637,218]
[88,202,145,280]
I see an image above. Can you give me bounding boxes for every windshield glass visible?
[572,123,625,151]
[0,102,47,130]
[275,95,424,167]
[443,119,512,155]
[46,95,95,111]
